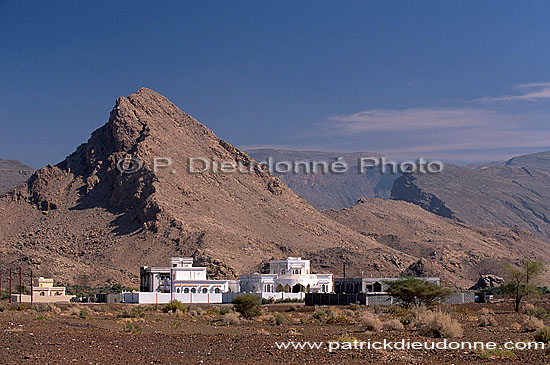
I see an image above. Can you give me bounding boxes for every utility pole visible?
[9,268,12,303]
[30,269,33,305]
[19,267,22,304]
[0,270,2,301]
[343,262,346,278]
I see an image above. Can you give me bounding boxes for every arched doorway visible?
[373,282,382,292]
[292,283,304,293]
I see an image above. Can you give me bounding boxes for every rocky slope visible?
[391,163,550,240]
[0,88,413,286]
[505,150,550,170]
[325,198,550,288]
[246,149,398,210]
[0,159,34,194]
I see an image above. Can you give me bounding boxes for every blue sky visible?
[1,0,550,168]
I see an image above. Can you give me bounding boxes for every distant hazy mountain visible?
[506,151,550,170]
[391,151,550,240]
[466,161,506,169]
[246,149,399,210]
[0,159,34,194]
[325,198,550,288]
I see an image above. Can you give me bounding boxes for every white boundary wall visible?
[123,292,223,304]
[124,291,305,304]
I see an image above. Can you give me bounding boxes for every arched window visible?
[281,269,286,275]
[215,288,221,293]
[202,288,208,294]
[321,284,326,292]
[176,288,180,293]
[184,288,189,293]
[40,292,45,296]
[191,288,196,293]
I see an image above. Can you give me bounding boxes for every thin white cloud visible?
[476,82,550,103]
[329,107,492,132]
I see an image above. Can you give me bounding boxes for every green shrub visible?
[534,327,550,343]
[232,294,262,319]
[124,322,142,333]
[262,298,275,305]
[33,315,48,321]
[218,306,232,315]
[476,348,516,359]
[118,307,144,318]
[163,300,187,313]
[272,313,286,325]
[526,306,549,320]
[79,309,89,320]
[312,306,333,320]
[0,303,7,312]
[326,315,351,324]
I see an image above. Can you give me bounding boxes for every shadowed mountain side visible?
[391,164,550,240]
[325,198,550,288]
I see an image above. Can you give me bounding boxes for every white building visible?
[125,257,238,304]
[239,257,333,299]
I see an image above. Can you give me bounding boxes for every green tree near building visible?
[502,259,545,312]
[385,277,452,307]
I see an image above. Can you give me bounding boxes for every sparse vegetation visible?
[521,315,545,332]
[478,307,498,327]
[360,311,382,331]
[336,333,358,343]
[261,297,304,304]
[118,306,145,318]
[312,306,333,320]
[272,313,286,325]
[232,294,262,319]
[385,277,452,307]
[525,305,549,320]
[383,318,405,331]
[476,348,516,359]
[124,322,142,333]
[534,327,550,344]
[33,315,49,321]
[502,259,545,312]
[222,311,241,325]
[416,309,463,338]
[163,300,187,313]
[79,309,89,319]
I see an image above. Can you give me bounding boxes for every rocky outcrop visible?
[470,274,505,290]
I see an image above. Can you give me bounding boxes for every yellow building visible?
[11,277,75,303]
